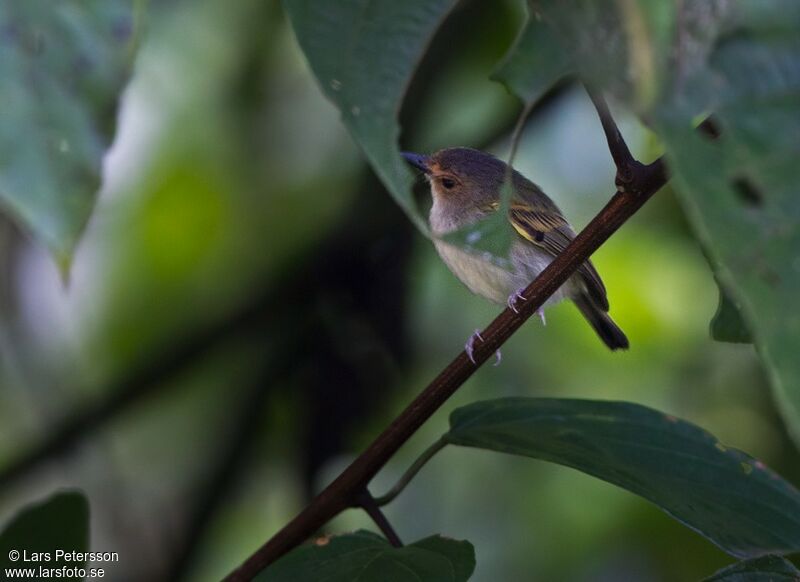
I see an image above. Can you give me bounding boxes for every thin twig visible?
[374,437,447,507]
[507,99,537,168]
[356,490,403,547]
[223,88,681,582]
[499,99,537,216]
[584,85,635,172]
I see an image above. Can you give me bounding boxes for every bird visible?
[402,147,628,361]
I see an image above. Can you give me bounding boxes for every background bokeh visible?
[1,1,798,580]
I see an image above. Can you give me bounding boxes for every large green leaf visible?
[256,530,475,582]
[704,555,800,581]
[0,491,89,571]
[654,17,800,445]
[0,1,139,270]
[498,0,800,445]
[444,398,800,558]
[496,0,697,113]
[282,0,460,234]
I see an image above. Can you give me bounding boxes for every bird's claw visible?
[465,330,482,363]
[507,288,526,314]
[507,288,545,325]
[465,330,501,366]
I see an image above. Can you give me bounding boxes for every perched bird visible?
[402,147,628,361]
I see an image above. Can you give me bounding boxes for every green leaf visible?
[0,491,89,571]
[496,0,688,112]
[704,555,800,581]
[0,1,139,271]
[498,1,800,446]
[445,398,800,559]
[282,0,460,234]
[492,6,573,105]
[256,530,475,582]
[654,18,800,445]
[409,535,475,582]
[710,282,752,344]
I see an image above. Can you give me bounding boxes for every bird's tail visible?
[574,294,629,351]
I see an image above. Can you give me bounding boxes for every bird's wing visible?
[509,202,609,310]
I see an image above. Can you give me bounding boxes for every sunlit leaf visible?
[704,555,800,581]
[257,530,475,582]
[0,491,89,571]
[445,398,800,558]
[0,1,139,271]
[282,0,460,234]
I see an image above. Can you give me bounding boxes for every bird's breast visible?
[432,238,515,304]
[428,200,574,307]
[432,237,575,307]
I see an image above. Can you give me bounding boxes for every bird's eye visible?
[441,177,456,190]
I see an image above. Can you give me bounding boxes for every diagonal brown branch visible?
[223,89,683,581]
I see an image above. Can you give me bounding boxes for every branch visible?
[585,85,635,172]
[356,490,403,547]
[223,88,677,581]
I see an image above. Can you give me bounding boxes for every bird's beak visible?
[401,152,431,174]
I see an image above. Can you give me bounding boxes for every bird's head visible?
[402,147,508,209]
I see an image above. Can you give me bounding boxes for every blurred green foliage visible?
[498,0,800,446]
[0,0,798,581]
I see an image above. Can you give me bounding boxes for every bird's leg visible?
[465,330,501,366]
[507,288,526,314]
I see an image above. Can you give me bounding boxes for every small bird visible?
[403,147,628,360]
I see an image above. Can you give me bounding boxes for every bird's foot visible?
[465,329,502,366]
[507,288,526,314]
[465,330,482,363]
[507,288,545,325]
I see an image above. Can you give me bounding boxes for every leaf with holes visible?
[445,398,800,558]
[256,530,475,582]
[0,1,139,271]
[498,0,800,446]
[654,12,800,445]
